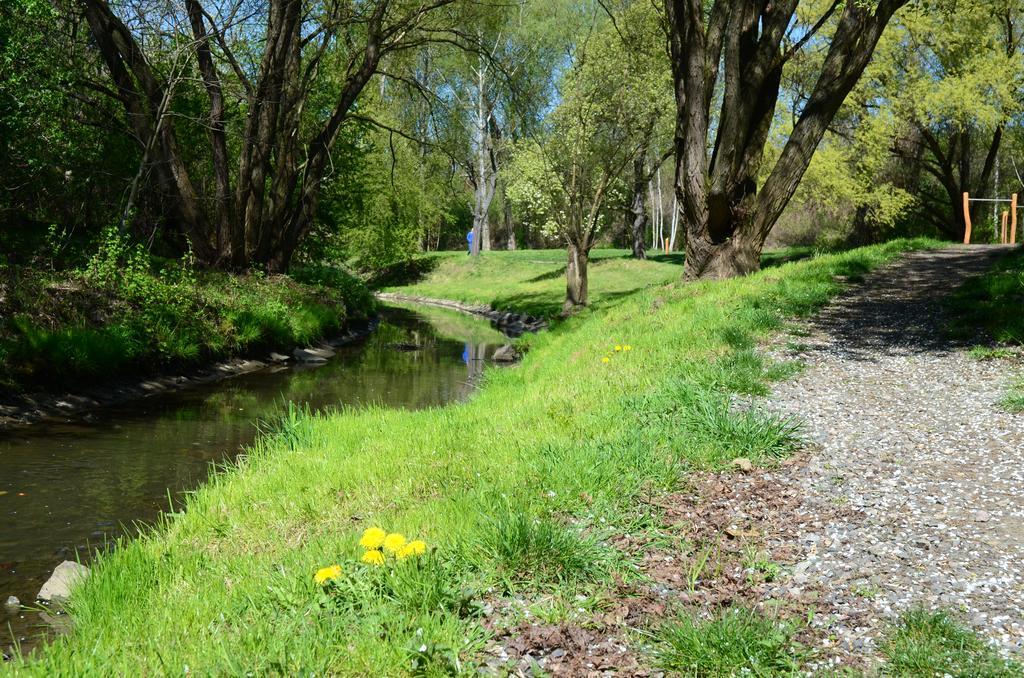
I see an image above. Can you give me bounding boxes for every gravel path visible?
[764,245,1024,662]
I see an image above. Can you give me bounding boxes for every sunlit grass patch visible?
[476,510,607,589]
[656,608,806,676]
[881,608,1021,677]
[1000,379,1024,413]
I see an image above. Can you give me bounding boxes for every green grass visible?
[5,239,939,675]
[0,265,373,391]
[947,247,1024,414]
[1001,379,1024,413]
[948,247,1024,345]
[381,248,683,317]
[881,609,1022,677]
[656,608,806,676]
[380,247,821,318]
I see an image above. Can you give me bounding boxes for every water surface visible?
[0,305,508,650]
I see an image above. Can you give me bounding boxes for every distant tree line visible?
[2,0,1022,308]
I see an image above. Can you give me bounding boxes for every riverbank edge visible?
[374,291,547,336]
[0,319,377,431]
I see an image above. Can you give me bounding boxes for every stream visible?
[0,304,510,651]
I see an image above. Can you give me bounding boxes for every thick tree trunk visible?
[684,221,761,279]
[563,243,590,315]
[665,0,908,280]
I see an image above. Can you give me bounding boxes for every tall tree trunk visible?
[630,156,648,259]
[563,242,590,315]
[668,195,679,251]
[500,179,516,250]
[470,53,496,255]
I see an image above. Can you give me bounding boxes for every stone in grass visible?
[492,345,520,363]
[37,561,89,603]
[3,596,18,611]
[731,457,754,473]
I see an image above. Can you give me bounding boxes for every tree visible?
[531,4,669,314]
[80,0,458,272]
[664,0,911,279]
[883,0,1024,239]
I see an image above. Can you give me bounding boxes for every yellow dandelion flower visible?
[361,549,386,566]
[383,533,407,554]
[359,527,386,550]
[601,356,610,364]
[623,345,632,351]
[313,564,342,585]
[614,345,622,352]
[397,540,427,560]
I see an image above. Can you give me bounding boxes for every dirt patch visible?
[485,622,650,676]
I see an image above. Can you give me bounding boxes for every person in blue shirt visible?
[466,229,474,254]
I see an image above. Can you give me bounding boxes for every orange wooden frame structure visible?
[963,192,1018,245]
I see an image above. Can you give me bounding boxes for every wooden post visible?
[664,238,669,254]
[1012,193,1018,245]
[962,192,972,244]
[1001,211,1009,244]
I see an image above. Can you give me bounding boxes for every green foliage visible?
[656,609,806,676]
[0,0,135,259]
[881,609,1022,676]
[0,236,370,389]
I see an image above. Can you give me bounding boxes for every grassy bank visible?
[380,247,821,319]
[0,253,373,392]
[380,248,683,317]
[949,246,1024,412]
[10,240,949,674]
[948,246,1024,345]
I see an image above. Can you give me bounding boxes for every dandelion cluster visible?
[359,526,428,566]
[600,343,632,364]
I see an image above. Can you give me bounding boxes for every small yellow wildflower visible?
[623,345,632,351]
[614,345,622,352]
[313,564,342,585]
[359,526,387,550]
[383,533,407,554]
[397,540,428,560]
[361,549,386,566]
[601,356,610,364]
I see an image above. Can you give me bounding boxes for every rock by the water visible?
[3,595,18,610]
[492,345,520,363]
[37,561,89,602]
[268,352,290,362]
[293,347,334,362]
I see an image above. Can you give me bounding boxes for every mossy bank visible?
[0,241,373,395]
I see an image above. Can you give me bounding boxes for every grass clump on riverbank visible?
[9,240,937,674]
[0,234,373,392]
